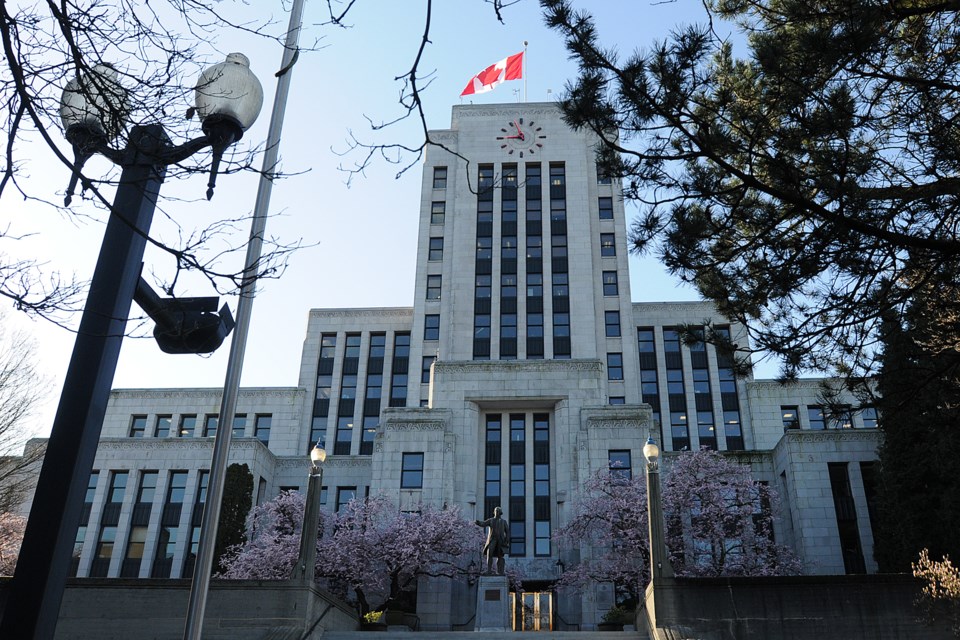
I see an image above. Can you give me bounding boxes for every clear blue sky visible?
[6,0,774,440]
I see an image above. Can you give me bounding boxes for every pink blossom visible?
[662,449,801,577]
[218,491,482,614]
[0,512,26,576]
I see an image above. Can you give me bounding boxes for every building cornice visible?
[96,437,273,453]
[781,428,881,444]
[434,360,603,375]
[308,307,413,319]
[385,422,446,431]
[109,388,303,400]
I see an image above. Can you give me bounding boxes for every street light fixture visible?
[0,54,262,640]
[643,437,673,581]
[294,443,327,584]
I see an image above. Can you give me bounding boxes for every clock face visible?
[495,117,546,157]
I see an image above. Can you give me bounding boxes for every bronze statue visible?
[475,506,509,575]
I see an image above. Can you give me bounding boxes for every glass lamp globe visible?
[643,437,660,464]
[194,53,264,135]
[310,445,327,466]
[59,64,130,141]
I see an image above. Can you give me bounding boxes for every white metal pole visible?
[182,0,307,637]
[523,40,528,103]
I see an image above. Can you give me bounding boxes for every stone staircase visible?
[321,632,649,640]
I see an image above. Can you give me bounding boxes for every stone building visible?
[51,103,881,630]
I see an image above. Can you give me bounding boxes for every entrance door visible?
[512,591,552,631]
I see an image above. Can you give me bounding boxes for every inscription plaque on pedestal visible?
[474,575,510,631]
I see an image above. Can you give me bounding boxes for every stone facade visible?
[25,103,881,630]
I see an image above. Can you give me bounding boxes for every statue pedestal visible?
[474,575,510,632]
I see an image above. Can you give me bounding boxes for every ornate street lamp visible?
[643,437,674,581]
[0,55,262,640]
[293,444,327,584]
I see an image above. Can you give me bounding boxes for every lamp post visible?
[0,56,262,640]
[293,444,326,584]
[643,437,674,581]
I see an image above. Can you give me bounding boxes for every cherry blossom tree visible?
[554,450,800,599]
[217,492,482,615]
[913,549,960,637]
[662,449,801,577]
[317,496,482,614]
[217,490,315,581]
[553,469,649,604]
[0,512,26,576]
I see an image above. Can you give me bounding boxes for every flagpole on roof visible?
[523,40,528,102]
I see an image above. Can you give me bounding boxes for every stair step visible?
[323,632,648,640]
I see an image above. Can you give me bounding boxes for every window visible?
[334,417,353,456]
[166,471,189,504]
[94,526,117,561]
[667,369,684,395]
[424,314,440,340]
[552,272,569,297]
[474,314,491,338]
[501,236,518,259]
[693,368,710,396]
[154,415,171,438]
[129,415,147,438]
[479,164,495,190]
[196,470,210,504]
[698,411,717,450]
[828,405,854,429]
[808,406,825,430]
[599,196,613,219]
[638,328,656,353]
[85,471,100,504]
[526,273,543,297]
[600,233,616,256]
[724,411,744,450]
[475,274,492,298]
[605,310,621,337]
[255,414,272,445]
[501,274,518,297]
[401,453,424,489]
[203,415,218,437]
[609,396,625,405]
[535,521,551,557]
[426,275,442,300]
[433,166,447,189]
[671,412,690,451]
[136,471,158,504]
[608,450,632,480]
[421,356,435,384]
[360,416,378,456]
[607,353,624,380]
[125,526,148,561]
[598,171,612,185]
[781,406,799,430]
[602,271,619,296]
[180,416,208,444]
[336,486,357,512]
[108,471,128,503]
[549,163,566,186]
[860,407,879,429]
[390,333,410,407]
[431,201,445,225]
[428,237,443,261]
[152,526,178,576]
[232,414,247,438]
[510,521,526,557]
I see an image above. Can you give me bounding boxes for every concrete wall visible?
[644,574,952,640]
[0,578,357,640]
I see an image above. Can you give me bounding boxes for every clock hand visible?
[513,121,526,141]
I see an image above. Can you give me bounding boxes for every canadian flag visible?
[460,51,524,97]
